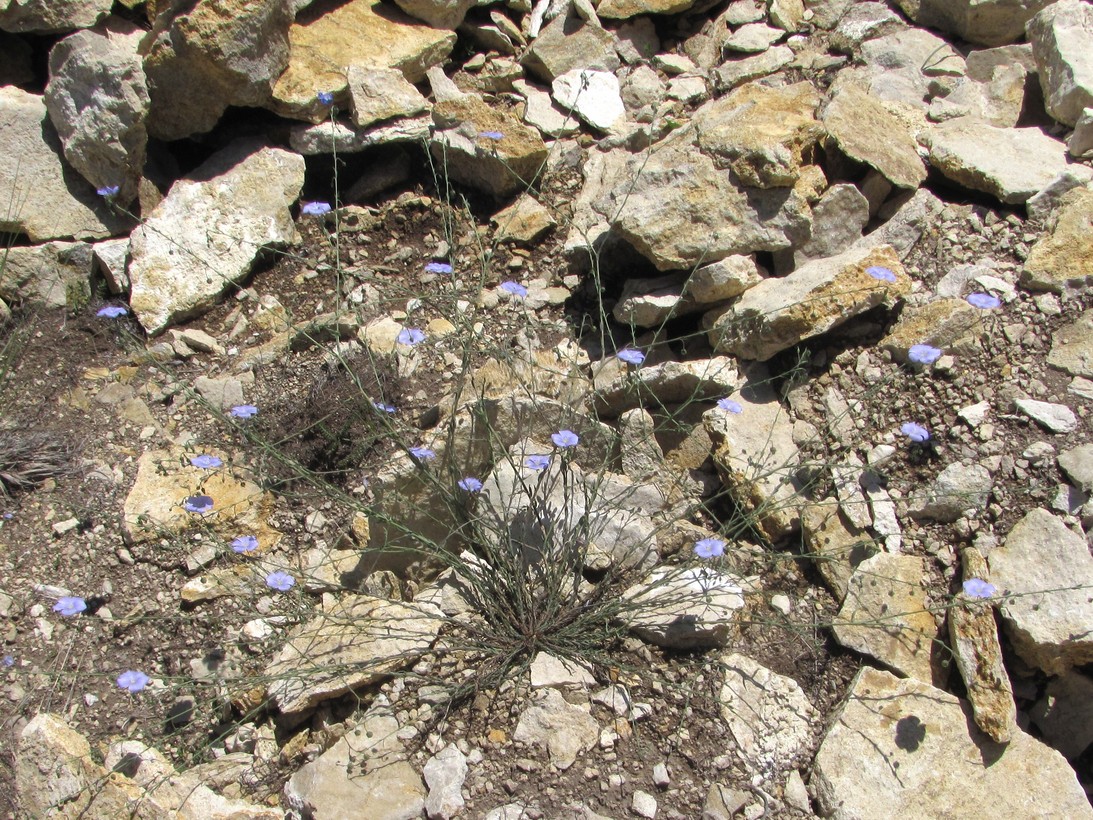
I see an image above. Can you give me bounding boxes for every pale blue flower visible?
[398,328,425,346]
[479,130,504,140]
[617,349,645,366]
[500,281,527,298]
[966,292,1001,310]
[53,596,86,617]
[116,670,150,693]
[409,446,436,461]
[552,430,579,448]
[2,654,13,667]
[96,185,120,197]
[425,262,453,274]
[900,422,930,443]
[962,578,996,599]
[524,454,551,471]
[866,266,897,283]
[458,477,483,492]
[317,90,334,106]
[694,538,725,559]
[230,404,258,419]
[907,344,942,365]
[184,495,214,514]
[97,305,128,318]
[231,535,259,554]
[265,571,295,592]
[301,201,331,216]
[190,454,222,469]
[717,398,743,414]
[373,401,396,414]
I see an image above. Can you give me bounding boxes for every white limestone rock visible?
[623,567,746,649]
[1027,0,1093,127]
[0,0,112,33]
[552,69,625,132]
[513,688,599,770]
[424,744,468,820]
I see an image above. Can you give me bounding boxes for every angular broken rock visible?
[707,244,909,361]
[552,69,625,132]
[393,0,477,29]
[811,667,1093,820]
[265,595,443,720]
[1015,398,1078,434]
[989,508,1093,675]
[1048,308,1093,376]
[1027,0,1093,127]
[1022,186,1093,294]
[513,688,599,770]
[0,241,93,310]
[1030,671,1093,760]
[833,553,945,685]
[622,566,745,649]
[593,356,738,417]
[128,141,304,335]
[346,65,429,129]
[908,0,1051,47]
[424,743,469,820]
[801,501,872,602]
[909,461,993,523]
[0,0,113,33]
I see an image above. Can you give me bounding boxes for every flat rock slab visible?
[1028,0,1093,127]
[265,595,443,719]
[128,141,304,335]
[811,667,1093,820]
[513,688,599,770]
[623,567,746,649]
[1048,308,1093,376]
[708,244,909,361]
[989,508,1093,674]
[948,587,1016,743]
[593,356,739,417]
[911,0,1051,47]
[0,241,92,309]
[1022,186,1093,293]
[552,69,625,132]
[924,119,1071,204]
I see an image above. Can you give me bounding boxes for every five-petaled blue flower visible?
[232,535,259,553]
[717,398,743,414]
[500,281,528,299]
[900,422,930,443]
[116,670,150,693]
[524,454,551,471]
[409,446,436,461]
[617,349,646,366]
[96,185,120,197]
[398,328,425,346]
[552,430,579,448]
[373,401,396,414]
[425,261,453,275]
[694,538,726,559]
[866,266,897,283]
[317,90,334,106]
[962,578,996,599]
[184,495,214,514]
[966,292,1001,310]
[190,454,222,469]
[458,477,483,492]
[907,344,942,365]
[97,305,128,318]
[266,571,295,592]
[479,131,504,140]
[230,404,258,419]
[53,596,86,617]
[301,201,332,216]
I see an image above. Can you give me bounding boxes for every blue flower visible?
[962,578,996,599]
[900,422,930,443]
[301,201,332,216]
[231,535,259,554]
[230,404,258,419]
[866,266,897,282]
[409,446,436,461]
[184,495,214,514]
[97,305,128,318]
[907,344,942,365]
[500,281,528,299]
[479,130,504,140]
[317,90,334,106]
[717,398,743,414]
[265,571,295,592]
[458,477,483,492]
[552,430,579,448]
[398,328,425,346]
[373,401,396,414]
[966,292,1001,310]
[617,349,646,366]
[116,670,150,693]
[524,454,551,471]
[2,654,13,667]
[190,454,222,469]
[694,538,725,559]
[96,185,120,197]
[53,596,86,617]
[425,261,453,275]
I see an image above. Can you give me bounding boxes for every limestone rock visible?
[833,553,944,684]
[1071,107,1093,158]
[392,0,477,29]
[612,273,696,327]
[692,81,823,188]
[718,653,817,776]
[593,356,738,417]
[689,255,764,302]
[707,244,909,361]
[811,667,1093,820]
[623,567,745,649]
[430,96,548,197]
[44,20,148,205]
[597,0,695,20]
[492,194,556,244]
[0,86,125,241]
[796,183,869,261]
[15,713,106,818]
[1027,0,1093,127]
[513,688,599,770]
[712,45,794,91]
[925,119,1072,204]
[271,0,455,123]
[1015,398,1078,433]
[909,0,1051,47]
[990,509,1093,674]
[0,0,112,33]
[128,141,304,335]
[829,2,906,53]
[801,502,872,602]
[855,28,966,114]
[289,115,432,155]
[513,79,581,138]
[521,14,619,83]
[821,77,926,189]
[424,744,468,820]
[1022,187,1093,293]
[552,69,625,132]
[0,241,92,309]
[1030,671,1093,759]
[266,595,443,719]
[909,461,993,522]
[879,298,985,361]
[1058,443,1093,491]
[704,368,802,540]
[347,65,429,129]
